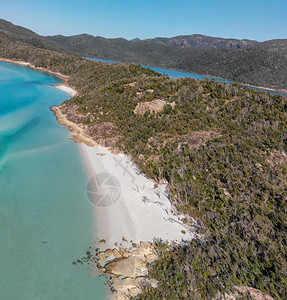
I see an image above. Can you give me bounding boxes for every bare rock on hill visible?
[134,99,175,116]
[267,150,287,165]
[214,286,275,300]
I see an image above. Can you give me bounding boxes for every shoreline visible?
[52,106,197,248]
[3,57,285,98]
[54,84,77,97]
[53,105,198,299]
[0,58,78,96]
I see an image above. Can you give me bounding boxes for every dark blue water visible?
[0,61,106,300]
[85,57,287,97]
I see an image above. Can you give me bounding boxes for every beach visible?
[52,100,195,250]
[3,58,196,298]
[80,143,195,250]
[53,101,196,299]
[55,84,77,96]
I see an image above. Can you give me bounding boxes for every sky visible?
[1,0,286,41]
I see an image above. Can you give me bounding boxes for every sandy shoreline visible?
[53,104,196,299]
[0,58,70,79]
[54,84,77,96]
[52,105,195,248]
[80,143,195,250]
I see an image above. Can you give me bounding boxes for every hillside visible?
[46,33,287,90]
[0,19,66,53]
[0,20,286,299]
[146,34,260,50]
[146,34,287,55]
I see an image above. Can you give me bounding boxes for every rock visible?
[107,280,113,287]
[113,249,122,258]
[99,239,106,245]
[214,286,275,300]
[123,251,131,258]
[105,256,148,278]
[98,267,106,275]
[119,245,125,254]
[139,241,147,248]
[134,99,175,116]
[114,242,118,247]
[105,249,113,257]
[95,241,159,299]
[124,82,137,88]
[98,252,105,260]
[122,236,128,242]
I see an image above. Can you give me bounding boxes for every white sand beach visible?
[55,84,77,96]
[80,143,195,250]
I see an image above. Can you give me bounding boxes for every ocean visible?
[0,61,106,300]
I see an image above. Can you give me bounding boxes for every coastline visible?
[52,106,195,248]
[0,58,78,95]
[0,58,69,80]
[53,105,197,299]
[54,84,77,97]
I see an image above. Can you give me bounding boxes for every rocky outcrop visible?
[267,150,287,165]
[134,99,175,116]
[52,105,120,150]
[215,286,274,300]
[94,241,158,300]
[52,106,96,147]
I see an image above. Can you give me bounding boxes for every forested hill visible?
[0,19,66,53]
[46,33,287,90]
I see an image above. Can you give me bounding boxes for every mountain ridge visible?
[45,33,287,90]
[1,18,287,90]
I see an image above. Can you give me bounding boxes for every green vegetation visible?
[68,73,287,299]
[0,22,286,299]
[47,33,287,91]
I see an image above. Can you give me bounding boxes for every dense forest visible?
[0,20,286,299]
[47,33,287,91]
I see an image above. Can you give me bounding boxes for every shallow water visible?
[0,62,106,300]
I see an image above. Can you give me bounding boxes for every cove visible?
[0,61,106,300]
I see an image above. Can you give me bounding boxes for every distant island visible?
[0,19,286,300]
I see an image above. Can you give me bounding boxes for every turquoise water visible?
[85,57,287,97]
[0,62,106,300]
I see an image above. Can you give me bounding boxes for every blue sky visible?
[1,0,286,41]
